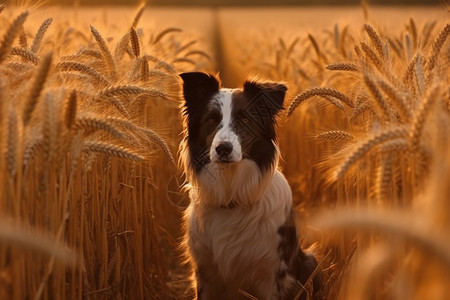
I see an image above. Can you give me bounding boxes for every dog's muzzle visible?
[215,142,233,162]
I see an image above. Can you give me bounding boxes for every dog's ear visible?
[243,80,287,115]
[180,72,220,112]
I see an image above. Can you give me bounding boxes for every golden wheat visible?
[0,11,29,64]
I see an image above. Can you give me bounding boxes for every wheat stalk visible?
[287,87,354,116]
[90,25,117,80]
[335,127,408,180]
[0,11,29,64]
[172,57,196,66]
[30,17,53,54]
[132,2,146,28]
[184,50,211,60]
[82,141,143,161]
[22,52,53,126]
[152,27,182,44]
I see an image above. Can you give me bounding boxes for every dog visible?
[179,72,320,300]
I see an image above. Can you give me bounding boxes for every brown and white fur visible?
[179,72,320,300]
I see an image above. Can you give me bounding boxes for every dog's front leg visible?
[194,266,230,300]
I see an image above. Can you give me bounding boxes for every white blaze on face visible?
[209,89,242,163]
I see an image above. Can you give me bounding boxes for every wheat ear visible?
[335,127,408,180]
[0,11,29,64]
[414,53,425,94]
[98,85,168,99]
[363,73,391,120]
[23,52,52,126]
[377,78,411,122]
[90,25,117,80]
[408,18,418,50]
[421,21,437,48]
[7,108,19,177]
[82,141,143,161]
[308,34,326,62]
[30,17,53,53]
[403,54,419,84]
[152,27,182,44]
[326,63,358,72]
[64,90,77,130]
[375,154,394,203]
[105,117,175,165]
[315,130,354,141]
[10,47,38,64]
[19,26,27,48]
[426,23,450,76]
[57,61,109,86]
[360,42,381,67]
[42,92,56,162]
[287,87,354,116]
[114,31,130,61]
[409,86,439,150]
[140,57,149,82]
[364,24,385,59]
[74,116,125,139]
[130,27,140,58]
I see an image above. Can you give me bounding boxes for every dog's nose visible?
[216,142,233,157]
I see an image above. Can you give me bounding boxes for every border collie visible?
[179,72,320,300]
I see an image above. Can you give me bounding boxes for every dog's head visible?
[180,72,287,176]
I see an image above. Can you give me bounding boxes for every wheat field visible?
[0,2,449,300]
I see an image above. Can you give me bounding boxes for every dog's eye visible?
[208,118,216,125]
[242,118,249,124]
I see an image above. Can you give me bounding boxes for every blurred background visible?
[51,0,442,6]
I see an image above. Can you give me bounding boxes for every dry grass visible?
[0,2,449,300]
